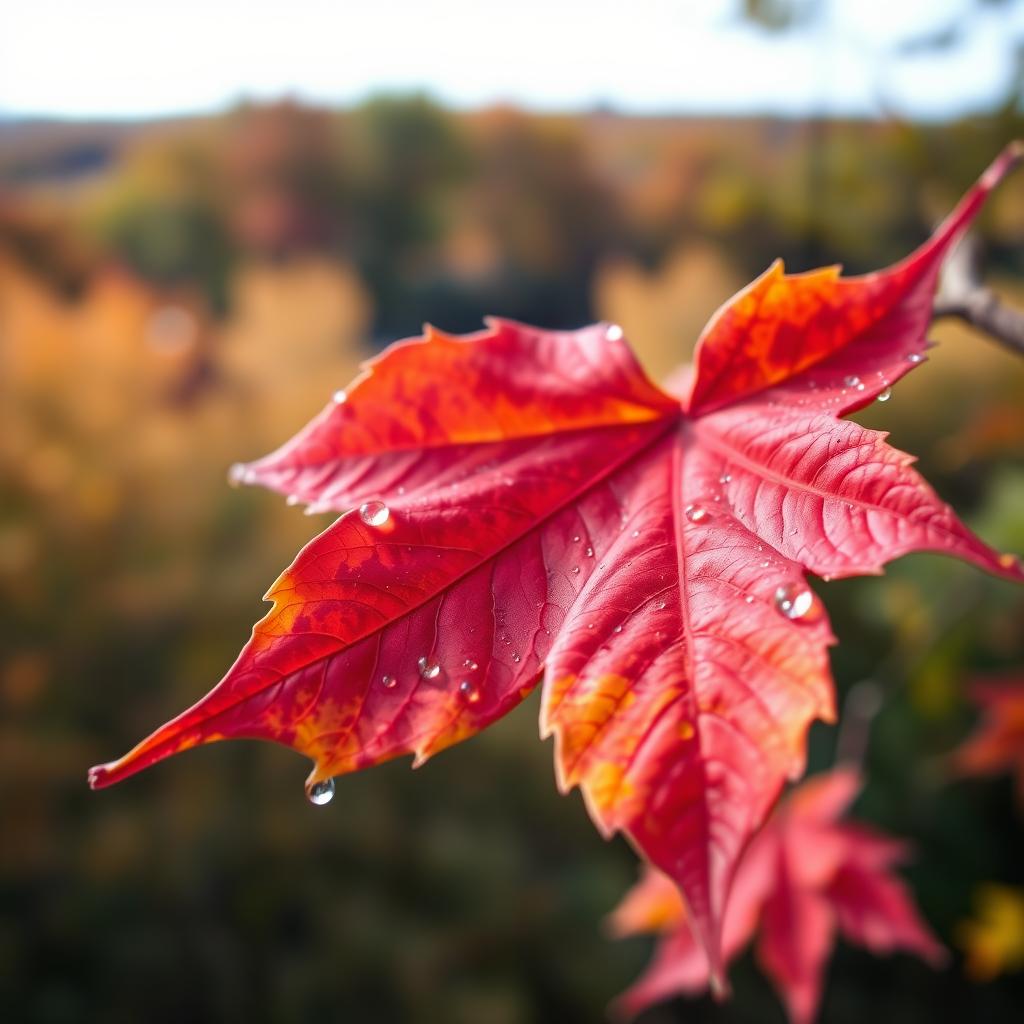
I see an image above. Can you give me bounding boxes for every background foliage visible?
[1,93,1024,1022]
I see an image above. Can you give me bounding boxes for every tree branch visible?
[933,289,1024,357]
[932,229,1024,357]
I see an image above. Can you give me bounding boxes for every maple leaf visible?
[89,146,1024,976]
[953,676,1024,806]
[608,769,946,1024]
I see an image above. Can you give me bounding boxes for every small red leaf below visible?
[608,769,946,1024]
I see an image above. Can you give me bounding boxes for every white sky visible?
[2,0,1022,120]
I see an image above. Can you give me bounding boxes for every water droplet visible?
[459,680,480,704]
[306,778,335,806]
[572,534,581,542]
[418,657,441,680]
[332,389,347,404]
[512,653,521,663]
[585,546,594,557]
[655,600,666,610]
[462,659,478,670]
[631,529,640,538]
[228,463,248,488]
[855,382,866,391]
[907,352,924,364]
[760,559,770,568]
[286,494,301,506]
[571,566,580,575]
[744,595,754,604]
[606,324,624,342]
[587,623,594,630]
[844,375,860,388]
[876,386,892,402]
[774,583,816,621]
[613,624,623,634]
[359,501,390,527]
[685,505,707,523]
[381,674,397,689]
[719,473,732,484]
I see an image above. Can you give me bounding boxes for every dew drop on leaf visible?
[774,583,815,620]
[877,386,892,402]
[418,657,441,680]
[306,778,335,806]
[359,501,390,527]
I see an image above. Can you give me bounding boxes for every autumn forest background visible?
[4,18,1024,1023]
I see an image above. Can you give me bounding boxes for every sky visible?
[2,0,1022,120]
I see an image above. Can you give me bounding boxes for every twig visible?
[933,230,1024,357]
[933,290,1024,357]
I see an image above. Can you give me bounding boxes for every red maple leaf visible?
[608,769,946,1024]
[89,146,1024,976]
[954,676,1024,806]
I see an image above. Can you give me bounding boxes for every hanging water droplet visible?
[685,505,707,523]
[332,389,347,404]
[876,386,892,402]
[381,674,397,689]
[843,375,860,388]
[227,463,248,488]
[459,680,480,703]
[359,501,390,527]
[774,583,815,621]
[907,352,924,364]
[719,473,732,484]
[418,657,441,680]
[306,778,335,806]
[606,324,624,342]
